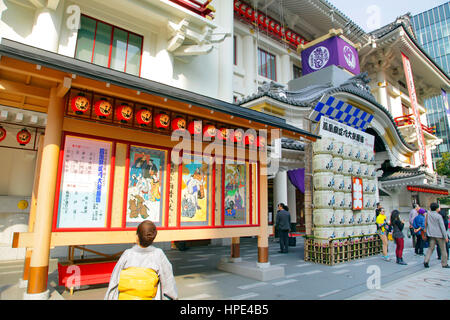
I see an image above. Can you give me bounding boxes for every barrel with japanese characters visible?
[313,209,336,226]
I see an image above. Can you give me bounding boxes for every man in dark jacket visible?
[276,203,291,253]
[436,208,449,260]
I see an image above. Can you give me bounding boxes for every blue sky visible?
[329,0,449,32]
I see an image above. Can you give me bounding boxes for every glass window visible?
[75,15,143,76]
[445,3,450,19]
[257,48,276,81]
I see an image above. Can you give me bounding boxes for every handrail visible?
[169,0,215,19]
[394,114,436,134]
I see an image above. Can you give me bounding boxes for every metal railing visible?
[393,114,436,135]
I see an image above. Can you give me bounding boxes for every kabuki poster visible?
[56,135,112,229]
[180,153,212,226]
[126,146,167,227]
[224,163,247,225]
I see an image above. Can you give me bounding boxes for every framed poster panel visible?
[179,153,213,227]
[56,135,112,229]
[352,176,363,210]
[223,162,247,225]
[125,145,168,227]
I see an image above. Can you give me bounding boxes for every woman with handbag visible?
[413,208,427,256]
[390,210,407,265]
[376,208,390,261]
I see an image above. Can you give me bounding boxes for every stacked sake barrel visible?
[312,137,378,243]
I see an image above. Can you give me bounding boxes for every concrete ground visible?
[1,235,449,300]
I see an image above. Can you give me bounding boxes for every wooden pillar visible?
[304,142,313,235]
[25,87,64,299]
[231,237,240,258]
[22,134,44,284]
[257,157,269,264]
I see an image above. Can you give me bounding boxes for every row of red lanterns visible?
[0,125,32,146]
[234,0,307,47]
[71,94,267,147]
[406,186,449,195]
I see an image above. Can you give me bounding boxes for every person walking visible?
[424,203,449,268]
[436,208,449,260]
[276,203,291,254]
[390,210,407,265]
[105,220,178,300]
[409,204,420,247]
[413,208,426,256]
[376,207,390,261]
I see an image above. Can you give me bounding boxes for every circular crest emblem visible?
[343,45,356,69]
[308,46,329,70]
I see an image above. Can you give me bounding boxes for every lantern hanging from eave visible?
[244,132,256,146]
[171,117,186,131]
[203,124,217,138]
[155,112,170,129]
[0,126,6,142]
[233,129,244,144]
[217,127,229,141]
[71,93,90,115]
[257,135,266,148]
[136,108,152,127]
[94,98,112,119]
[16,128,31,146]
[188,120,202,135]
[116,103,133,123]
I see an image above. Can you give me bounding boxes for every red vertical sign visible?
[401,52,427,167]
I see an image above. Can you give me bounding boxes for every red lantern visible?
[116,103,133,123]
[233,129,244,144]
[155,113,170,129]
[188,121,202,135]
[171,117,186,131]
[244,133,256,146]
[257,136,266,148]
[16,128,31,146]
[217,128,229,141]
[268,20,276,33]
[203,124,216,138]
[0,126,6,142]
[94,98,112,119]
[136,108,152,126]
[71,94,90,115]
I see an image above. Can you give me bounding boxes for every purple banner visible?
[287,168,305,193]
[301,36,360,76]
[442,88,450,117]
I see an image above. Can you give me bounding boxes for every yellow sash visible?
[118,267,159,300]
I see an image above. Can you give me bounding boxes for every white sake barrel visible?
[334,209,345,226]
[360,163,369,177]
[370,180,377,194]
[343,209,354,225]
[368,224,377,234]
[344,192,352,210]
[345,226,355,237]
[333,140,344,156]
[360,147,370,163]
[354,210,363,224]
[334,191,345,209]
[368,150,375,163]
[334,174,345,191]
[352,146,361,160]
[334,226,346,239]
[352,161,361,176]
[313,190,335,208]
[361,225,370,236]
[313,209,335,226]
[313,154,334,172]
[371,196,377,209]
[363,194,372,209]
[352,225,362,237]
[367,164,376,178]
[333,156,343,173]
[343,175,352,193]
[342,143,353,159]
[313,172,335,190]
[342,159,353,175]
[362,178,370,193]
[361,210,371,224]
[313,137,334,154]
[314,226,336,243]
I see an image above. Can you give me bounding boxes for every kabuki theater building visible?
[0,0,450,299]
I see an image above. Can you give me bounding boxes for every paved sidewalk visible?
[1,236,449,300]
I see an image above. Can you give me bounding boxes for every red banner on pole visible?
[401,52,427,167]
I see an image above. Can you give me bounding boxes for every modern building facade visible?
[411,2,450,164]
